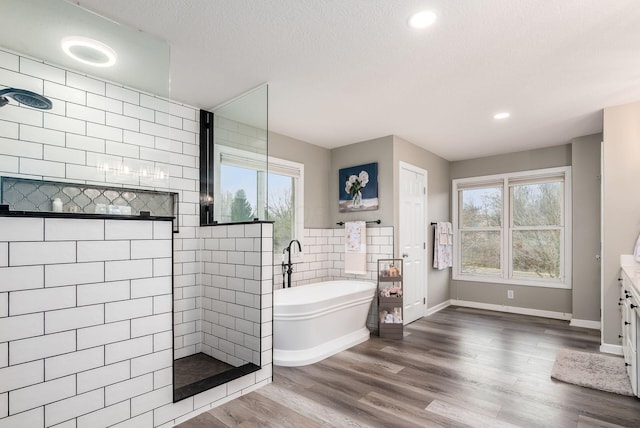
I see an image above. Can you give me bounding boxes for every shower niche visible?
[174,85,272,401]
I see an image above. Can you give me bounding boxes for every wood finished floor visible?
[177,306,640,427]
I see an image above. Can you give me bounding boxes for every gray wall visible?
[270,132,452,311]
[450,145,573,314]
[270,130,604,324]
[451,144,572,178]
[602,101,640,346]
[393,136,451,308]
[329,136,394,226]
[269,131,331,228]
[571,134,602,322]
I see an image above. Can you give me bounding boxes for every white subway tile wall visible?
[0,49,273,427]
[0,47,199,360]
[273,226,394,331]
[199,223,272,367]
[0,218,167,425]
[0,217,273,427]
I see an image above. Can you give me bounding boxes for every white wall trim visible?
[600,343,624,355]
[569,319,601,330]
[425,299,451,317]
[450,299,572,320]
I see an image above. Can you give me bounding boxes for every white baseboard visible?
[569,319,601,330]
[600,343,624,355]
[425,300,451,316]
[450,299,572,321]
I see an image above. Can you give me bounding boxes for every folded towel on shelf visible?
[433,221,453,270]
[344,221,367,275]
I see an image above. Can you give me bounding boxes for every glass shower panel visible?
[213,85,268,223]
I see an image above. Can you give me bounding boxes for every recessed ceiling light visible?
[408,10,437,29]
[494,112,511,120]
[61,36,117,68]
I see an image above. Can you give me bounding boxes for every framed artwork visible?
[338,162,378,212]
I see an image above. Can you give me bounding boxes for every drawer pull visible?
[619,334,623,338]
[624,321,631,325]
[626,363,631,367]
[632,304,638,309]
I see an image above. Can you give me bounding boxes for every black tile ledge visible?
[173,363,261,402]
[200,219,274,227]
[0,210,174,221]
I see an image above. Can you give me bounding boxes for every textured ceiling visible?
[75,0,640,161]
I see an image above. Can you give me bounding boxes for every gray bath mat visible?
[551,348,634,396]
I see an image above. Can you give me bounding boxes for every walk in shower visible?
[174,85,270,400]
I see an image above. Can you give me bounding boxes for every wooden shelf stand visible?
[377,258,404,339]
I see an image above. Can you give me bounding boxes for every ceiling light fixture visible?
[408,10,437,29]
[494,112,511,120]
[61,36,117,67]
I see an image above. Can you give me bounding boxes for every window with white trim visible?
[266,158,304,254]
[452,167,571,288]
[214,144,304,253]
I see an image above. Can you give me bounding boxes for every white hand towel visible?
[344,221,367,275]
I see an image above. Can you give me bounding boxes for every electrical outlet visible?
[507,290,514,299]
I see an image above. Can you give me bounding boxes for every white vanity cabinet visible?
[619,255,640,397]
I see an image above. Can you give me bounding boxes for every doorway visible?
[399,161,427,324]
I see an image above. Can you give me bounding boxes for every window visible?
[459,185,503,276]
[213,144,304,253]
[452,167,571,288]
[215,153,265,223]
[266,158,304,254]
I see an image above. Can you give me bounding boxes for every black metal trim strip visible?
[199,109,215,225]
[200,219,274,227]
[0,210,173,221]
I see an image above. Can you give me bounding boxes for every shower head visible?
[0,88,52,110]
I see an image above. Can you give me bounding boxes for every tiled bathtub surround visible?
[273,226,394,287]
[273,226,394,331]
[199,223,273,367]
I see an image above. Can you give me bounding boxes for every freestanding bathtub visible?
[273,280,376,367]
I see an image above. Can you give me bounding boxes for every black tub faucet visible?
[283,239,302,288]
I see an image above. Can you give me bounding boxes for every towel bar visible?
[336,220,381,226]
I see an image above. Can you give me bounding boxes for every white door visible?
[399,161,427,324]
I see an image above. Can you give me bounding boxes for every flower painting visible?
[339,162,378,212]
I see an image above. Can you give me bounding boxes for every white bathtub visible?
[273,280,376,367]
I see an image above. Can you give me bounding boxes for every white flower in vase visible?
[344,170,369,208]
